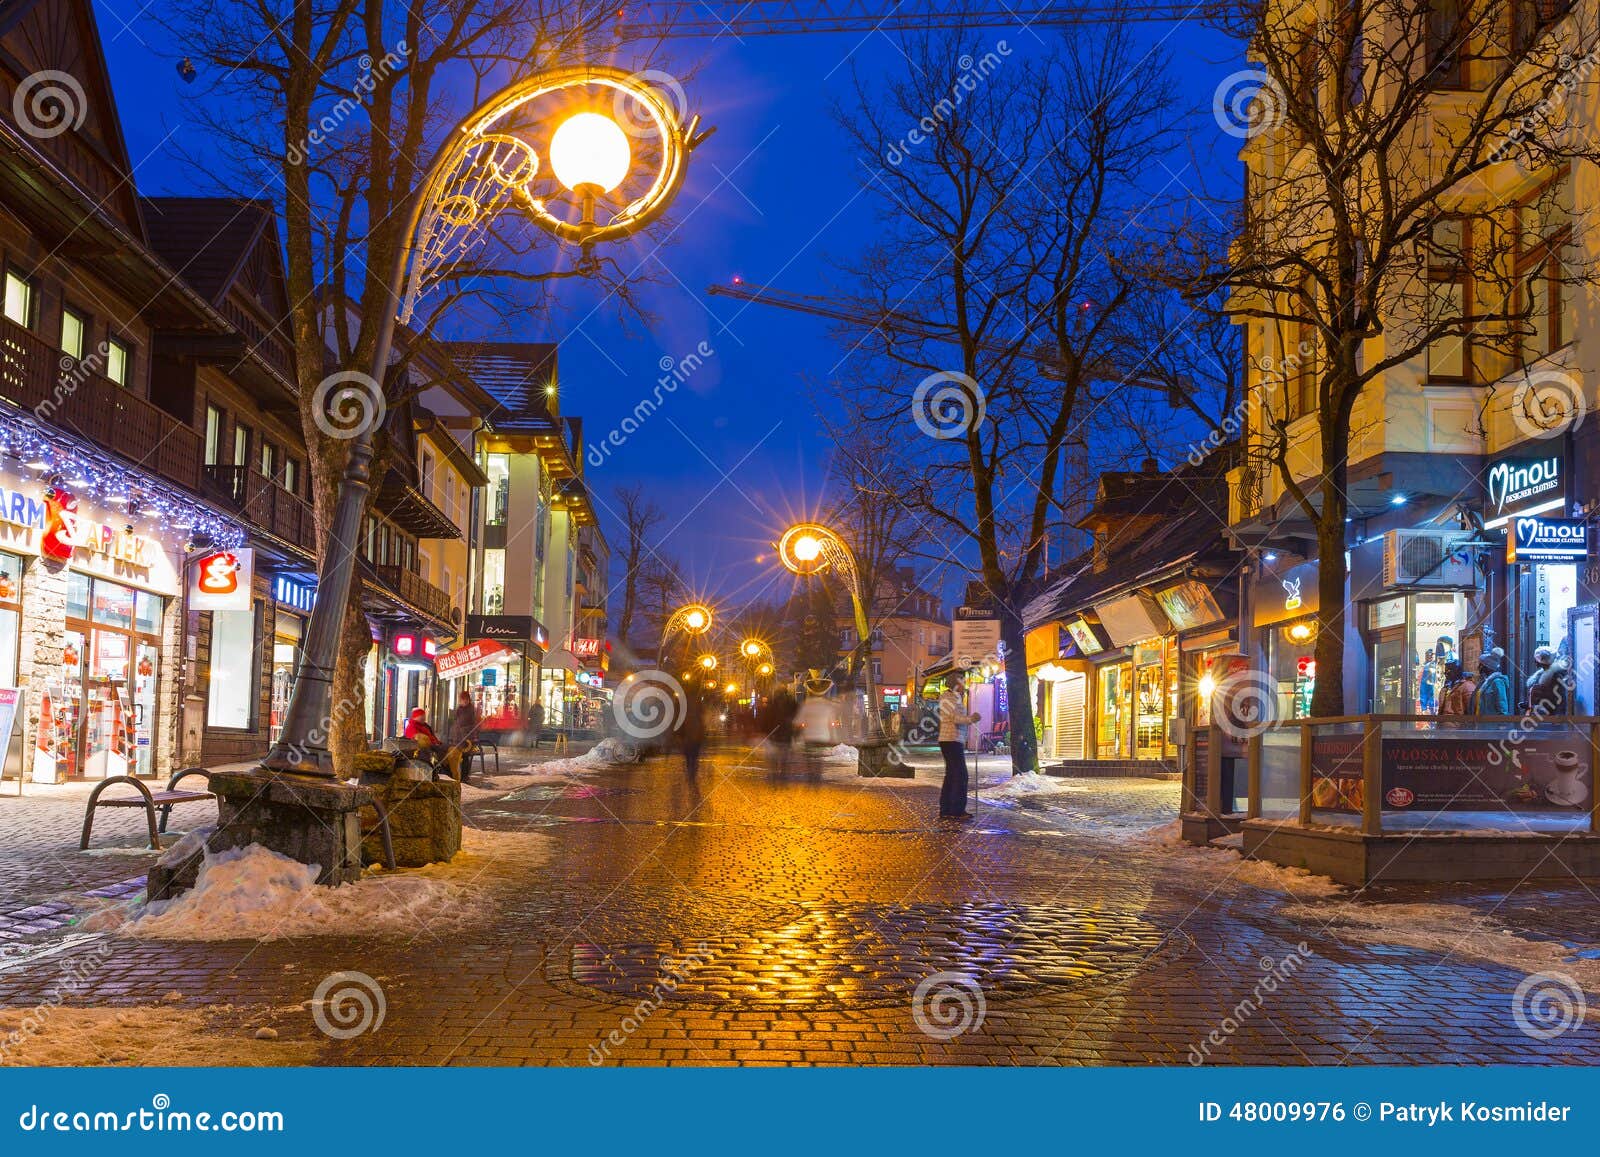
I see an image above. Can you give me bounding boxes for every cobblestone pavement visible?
[1,745,1599,1065]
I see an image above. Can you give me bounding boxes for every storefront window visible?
[485,454,510,526]
[483,550,505,615]
[1133,642,1166,760]
[1366,593,1469,714]
[61,576,163,778]
[1267,622,1318,721]
[271,612,304,741]
[0,553,19,687]
[1096,662,1129,758]
[207,608,257,729]
[1536,563,1579,653]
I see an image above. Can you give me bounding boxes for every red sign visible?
[40,487,75,561]
[571,637,602,659]
[436,639,512,679]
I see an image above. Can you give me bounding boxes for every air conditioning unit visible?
[1382,529,1476,588]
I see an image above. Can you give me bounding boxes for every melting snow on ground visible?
[1130,820,1345,899]
[1286,899,1600,994]
[977,772,1081,799]
[97,827,550,942]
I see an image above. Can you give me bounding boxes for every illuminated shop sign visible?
[1485,453,1565,527]
[1507,516,1589,563]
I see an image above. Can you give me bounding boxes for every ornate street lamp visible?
[777,523,889,751]
[265,68,706,780]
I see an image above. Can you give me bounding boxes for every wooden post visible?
[1205,719,1223,819]
[1298,720,1312,826]
[1362,716,1382,836]
[1248,732,1262,820]
[1590,721,1599,836]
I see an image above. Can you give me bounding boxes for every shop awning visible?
[1092,593,1170,647]
[923,653,958,679]
[435,639,512,679]
[544,651,583,673]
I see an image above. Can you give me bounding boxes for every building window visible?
[283,458,298,495]
[233,423,251,466]
[1512,0,1573,54]
[204,405,223,466]
[1426,216,1471,381]
[3,272,31,327]
[260,441,276,478]
[60,308,85,360]
[1517,171,1572,362]
[420,448,435,498]
[484,454,510,526]
[207,606,259,730]
[483,549,505,614]
[1427,0,1468,88]
[105,337,128,386]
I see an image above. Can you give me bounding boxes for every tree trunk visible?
[1309,459,1350,717]
[329,585,371,774]
[1000,603,1039,776]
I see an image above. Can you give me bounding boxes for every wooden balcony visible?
[0,315,201,489]
[374,564,454,625]
[203,465,316,553]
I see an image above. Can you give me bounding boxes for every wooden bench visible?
[80,768,214,851]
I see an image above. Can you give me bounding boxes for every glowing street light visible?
[266,66,707,783]
[776,522,887,745]
[698,653,719,672]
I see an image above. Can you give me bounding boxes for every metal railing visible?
[373,563,453,624]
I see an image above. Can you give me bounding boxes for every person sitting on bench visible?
[404,707,461,780]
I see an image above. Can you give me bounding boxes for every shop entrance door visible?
[1053,672,1085,760]
[1569,605,1597,714]
[1372,627,1407,714]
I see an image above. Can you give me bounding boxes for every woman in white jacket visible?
[938,673,981,820]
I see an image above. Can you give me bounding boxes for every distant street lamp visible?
[265,67,707,779]
[777,523,887,746]
[698,653,720,672]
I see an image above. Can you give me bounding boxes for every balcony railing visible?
[0,315,201,489]
[374,564,454,624]
[203,465,316,552]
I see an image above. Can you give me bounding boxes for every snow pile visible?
[1129,821,1345,899]
[824,744,859,763]
[457,753,609,801]
[0,1005,315,1067]
[978,772,1080,800]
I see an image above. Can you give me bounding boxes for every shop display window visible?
[1096,662,1129,758]
[207,607,257,730]
[0,553,19,688]
[60,576,164,779]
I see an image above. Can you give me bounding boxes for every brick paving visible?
[0,745,1597,1065]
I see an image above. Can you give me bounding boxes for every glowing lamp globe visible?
[684,608,707,631]
[549,112,631,193]
[743,641,762,657]
[792,535,822,563]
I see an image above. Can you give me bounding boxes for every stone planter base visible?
[858,739,914,778]
[362,776,462,868]
[204,769,373,887]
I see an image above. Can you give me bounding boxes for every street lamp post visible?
[659,602,714,671]
[205,67,705,884]
[777,524,907,778]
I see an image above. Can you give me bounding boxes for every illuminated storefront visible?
[0,468,192,782]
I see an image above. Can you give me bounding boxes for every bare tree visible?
[831,24,1181,775]
[612,484,666,646]
[1198,0,1600,713]
[637,556,690,664]
[160,1,670,767]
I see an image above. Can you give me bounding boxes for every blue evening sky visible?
[96,4,1243,611]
